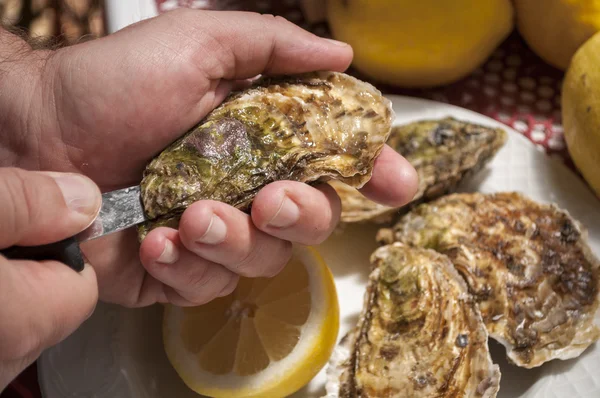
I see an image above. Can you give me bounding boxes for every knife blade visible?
[0,185,148,272]
[76,185,148,242]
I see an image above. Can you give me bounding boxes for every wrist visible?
[0,28,54,168]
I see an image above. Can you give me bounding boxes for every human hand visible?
[0,168,100,390]
[2,9,418,307]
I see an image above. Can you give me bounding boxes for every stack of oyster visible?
[324,84,600,397]
[137,71,600,397]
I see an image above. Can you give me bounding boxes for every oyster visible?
[325,243,500,397]
[138,71,393,238]
[330,117,507,223]
[377,192,600,368]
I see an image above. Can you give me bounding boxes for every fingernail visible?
[268,197,300,228]
[197,215,227,245]
[324,38,349,47]
[49,173,101,216]
[157,240,179,264]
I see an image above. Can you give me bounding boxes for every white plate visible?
[38,95,600,398]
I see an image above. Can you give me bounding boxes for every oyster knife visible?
[0,186,147,272]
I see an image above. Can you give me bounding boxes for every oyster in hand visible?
[378,192,600,368]
[325,243,500,398]
[138,71,393,238]
[330,117,507,223]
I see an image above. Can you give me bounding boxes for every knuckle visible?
[272,14,291,25]
[264,241,293,277]
[191,296,214,306]
[303,216,335,246]
[315,217,336,243]
[107,285,143,308]
[258,14,292,35]
[186,278,223,306]
[219,275,239,297]
[163,287,192,307]
[180,264,235,306]
[233,245,261,276]
[259,13,277,22]
[181,287,215,306]
[304,232,327,246]
[184,263,213,290]
[232,236,290,277]
[120,297,140,308]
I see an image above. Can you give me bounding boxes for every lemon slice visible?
[162,245,340,398]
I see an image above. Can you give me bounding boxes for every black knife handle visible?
[0,237,84,272]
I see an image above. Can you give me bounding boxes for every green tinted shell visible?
[330,117,507,224]
[138,71,394,239]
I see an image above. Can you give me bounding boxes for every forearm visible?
[0,27,52,168]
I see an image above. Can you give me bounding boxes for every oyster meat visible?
[138,71,393,238]
[377,192,600,368]
[325,243,500,398]
[330,117,507,223]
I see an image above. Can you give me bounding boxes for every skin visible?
[0,9,418,389]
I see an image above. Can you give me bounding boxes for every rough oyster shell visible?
[330,117,507,224]
[138,71,394,238]
[325,243,500,397]
[377,192,600,368]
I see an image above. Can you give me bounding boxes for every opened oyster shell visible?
[329,117,507,224]
[377,192,600,368]
[325,243,500,397]
[138,71,393,238]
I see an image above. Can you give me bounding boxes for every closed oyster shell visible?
[325,243,500,398]
[330,117,507,224]
[138,71,393,238]
[377,192,600,368]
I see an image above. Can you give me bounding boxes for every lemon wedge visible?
[162,245,340,398]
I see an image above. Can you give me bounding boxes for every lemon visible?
[562,31,600,196]
[515,0,600,70]
[162,245,339,398]
[326,0,514,87]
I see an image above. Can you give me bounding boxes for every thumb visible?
[0,167,101,247]
[0,168,100,387]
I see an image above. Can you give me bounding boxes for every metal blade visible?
[76,185,148,242]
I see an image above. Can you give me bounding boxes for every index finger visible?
[163,9,354,80]
[358,145,419,207]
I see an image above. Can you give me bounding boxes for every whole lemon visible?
[326,0,514,88]
[562,32,600,196]
[515,0,600,70]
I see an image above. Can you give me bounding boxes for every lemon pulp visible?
[163,246,339,398]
